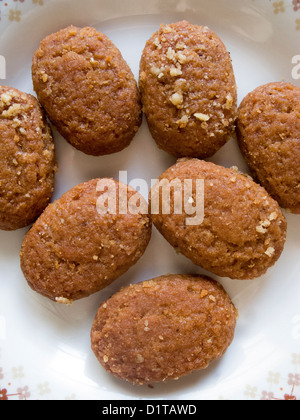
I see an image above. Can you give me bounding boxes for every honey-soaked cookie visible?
[91,274,237,385]
[0,86,56,231]
[32,26,142,156]
[149,159,287,280]
[20,179,152,302]
[237,82,300,214]
[139,21,237,158]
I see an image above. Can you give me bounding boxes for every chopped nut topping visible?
[1,93,12,106]
[224,94,233,110]
[153,37,161,48]
[176,115,189,128]
[209,295,216,303]
[170,67,183,77]
[177,53,187,64]
[55,297,74,305]
[256,219,271,234]
[194,113,210,122]
[256,225,267,234]
[167,47,176,61]
[42,74,48,83]
[170,92,183,107]
[200,290,208,298]
[103,355,109,363]
[2,103,21,118]
[265,247,275,257]
[269,212,278,221]
[150,66,160,76]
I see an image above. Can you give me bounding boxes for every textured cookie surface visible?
[0,86,56,231]
[91,274,237,385]
[139,21,237,158]
[32,26,142,156]
[237,82,300,214]
[20,179,152,302]
[149,159,287,280]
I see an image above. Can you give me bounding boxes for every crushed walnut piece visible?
[200,290,208,298]
[265,247,275,257]
[194,113,210,122]
[55,297,74,305]
[170,67,183,77]
[2,103,21,118]
[224,94,233,110]
[176,115,189,128]
[170,92,183,107]
[0,93,12,106]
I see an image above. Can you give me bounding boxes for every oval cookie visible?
[0,86,56,231]
[149,159,287,280]
[20,179,152,302]
[237,82,300,214]
[32,26,142,156]
[91,274,237,385]
[139,21,237,158]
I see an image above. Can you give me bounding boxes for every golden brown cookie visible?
[149,159,287,280]
[91,274,237,385]
[20,178,152,302]
[0,86,56,231]
[236,82,300,214]
[32,26,142,156]
[139,21,237,158]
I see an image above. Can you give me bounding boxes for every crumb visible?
[55,297,74,305]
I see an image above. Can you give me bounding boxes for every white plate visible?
[0,0,299,401]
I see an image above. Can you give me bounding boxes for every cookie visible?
[32,26,142,156]
[149,159,287,280]
[91,274,237,385]
[139,21,237,158]
[20,178,152,302]
[0,86,56,231]
[237,82,300,214]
